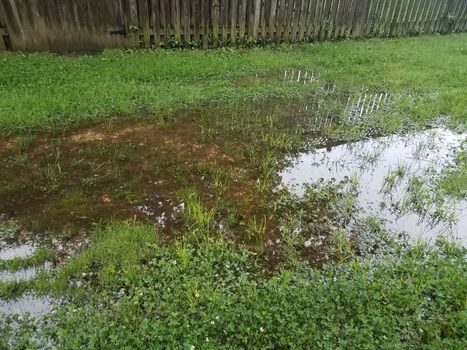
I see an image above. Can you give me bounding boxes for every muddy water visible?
[280,128,466,244]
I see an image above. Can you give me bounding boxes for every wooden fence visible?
[0,0,466,51]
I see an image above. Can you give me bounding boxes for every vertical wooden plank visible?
[151,0,160,45]
[450,0,460,31]
[304,0,316,40]
[231,0,238,42]
[137,0,150,46]
[318,0,330,41]
[408,0,422,34]
[238,0,247,39]
[313,0,324,41]
[324,0,338,40]
[180,0,188,42]
[363,0,379,36]
[389,0,404,36]
[193,0,200,42]
[291,0,302,42]
[248,0,255,39]
[451,0,459,30]
[329,0,340,39]
[400,0,414,35]
[423,0,436,33]
[453,0,467,31]
[275,0,283,39]
[429,0,443,33]
[259,0,267,39]
[423,0,437,33]
[206,0,211,47]
[268,0,278,40]
[378,0,393,36]
[413,0,429,34]
[353,0,370,38]
[370,0,384,35]
[199,0,206,47]
[390,0,409,37]
[298,0,309,40]
[394,0,411,35]
[334,0,346,39]
[284,0,293,41]
[345,0,359,38]
[381,0,396,37]
[176,0,182,40]
[211,0,219,45]
[334,0,346,38]
[220,0,229,43]
[0,1,9,50]
[428,0,445,33]
[434,0,452,33]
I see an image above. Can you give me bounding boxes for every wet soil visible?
[0,117,250,236]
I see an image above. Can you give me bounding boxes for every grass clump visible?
[48,222,158,295]
[439,149,467,199]
[1,223,465,349]
[0,246,54,272]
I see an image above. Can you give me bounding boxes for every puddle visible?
[0,294,55,316]
[1,267,37,282]
[280,128,466,245]
[0,243,36,260]
[0,261,52,283]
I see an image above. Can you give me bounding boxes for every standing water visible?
[280,128,466,245]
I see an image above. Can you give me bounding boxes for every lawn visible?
[0,34,466,349]
[0,34,465,132]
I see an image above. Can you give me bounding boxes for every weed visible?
[180,189,216,236]
[246,215,268,250]
[40,163,64,192]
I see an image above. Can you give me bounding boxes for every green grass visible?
[1,222,465,349]
[439,149,467,199]
[0,34,466,132]
[0,246,54,272]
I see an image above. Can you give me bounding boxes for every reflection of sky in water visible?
[280,128,466,245]
[0,294,55,316]
[0,242,36,260]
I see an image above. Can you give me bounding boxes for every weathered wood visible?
[269,0,278,39]
[0,0,465,52]
[253,0,261,38]
[0,1,9,50]
[346,0,359,38]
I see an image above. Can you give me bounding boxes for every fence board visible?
[268,0,278,39]
[454,0,467,31]
[0,0,465,51]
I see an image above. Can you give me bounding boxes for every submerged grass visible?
[1,222,466,349]
[0,34,466,132]
[0,247,54,272]
[439,149,467,199]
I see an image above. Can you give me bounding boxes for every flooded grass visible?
[280,128,467,245]
[1,34,466,348]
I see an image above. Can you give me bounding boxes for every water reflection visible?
[280,128,466,244]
